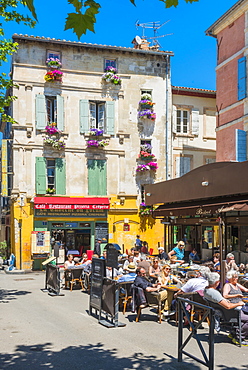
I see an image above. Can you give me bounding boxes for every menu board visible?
[95,222,108,242]
[106,246,119,269]
[90,258,106,311]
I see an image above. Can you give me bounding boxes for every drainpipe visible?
[165,54,170,180]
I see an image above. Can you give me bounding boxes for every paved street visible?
[0,270,248,370]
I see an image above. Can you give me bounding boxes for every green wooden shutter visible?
[35,157,46,194]
[56,95,64,131]
[80,99,89,133]
[35,95,46,129]
[55,158,66,195]
[106,101,115,135]
[88,159,106,196]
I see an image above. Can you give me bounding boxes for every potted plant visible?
[45,125,60,135]
[102,66,121,85]
[44,70,63,82]
[46,58,62,69]
[138,151,155,160]
[44,137,65,150]
[139,203,153,216]
[89,128,104,136]
[46,188,56,194]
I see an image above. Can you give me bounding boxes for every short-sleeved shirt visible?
[204,287,224,303]
[181,277,208,293]
[173,247,184,260]
[134,275,153,291]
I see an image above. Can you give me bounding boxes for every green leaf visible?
[65,12,96,38]
[23,0,38,20]
[67,0,83,13]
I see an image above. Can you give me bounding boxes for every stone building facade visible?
[1,34,173,269]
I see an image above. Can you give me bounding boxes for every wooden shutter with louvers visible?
[35,95,46,129]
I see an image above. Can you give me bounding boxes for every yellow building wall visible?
[11,199,34,270]
[108,195,164,254]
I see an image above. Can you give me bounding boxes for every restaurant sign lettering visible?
[34,204,109,210]
[35,208,107,218]
[195,207,212,216]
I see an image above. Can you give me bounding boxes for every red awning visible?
[34,197,110,210]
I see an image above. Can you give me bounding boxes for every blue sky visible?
[3,0,238,90]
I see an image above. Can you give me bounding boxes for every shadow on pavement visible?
[0,342,204,369]
[0,289,31,303]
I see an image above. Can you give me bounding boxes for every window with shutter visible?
[87,159,107,196]
[176,109,190,134]
[35,157,66,195]
[175,156,191,178]
[236,129,247,162]
[238,57,247,101]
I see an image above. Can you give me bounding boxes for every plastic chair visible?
[149,248,154,256]
[68,267,84,291]
[87,250,94,260]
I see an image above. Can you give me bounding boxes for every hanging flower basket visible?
[89,128,104,136]
[44,136,65,150]
[139,100,155,109]
[44,70,63,82]
[102,66,121,85]
[136,161,158,172]
[139,203,153,216]
[46,58,62,69]
[138,109,156,120]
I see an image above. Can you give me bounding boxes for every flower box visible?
[136,161,158,172]
[44,136,65,150]
[138,151,155,160]
[45,125,60,135]
[102,66,121,85]
[44,70,63,82]
[46,58,62,69]
[46,188,56,194]
[87,139,109,148]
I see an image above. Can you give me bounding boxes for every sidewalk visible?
[0,270,247,370]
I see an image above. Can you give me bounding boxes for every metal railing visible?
[177,296,215,370]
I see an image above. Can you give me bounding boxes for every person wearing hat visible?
[93,238,101,257]
[118,262,137,282]
[157,247,168,261]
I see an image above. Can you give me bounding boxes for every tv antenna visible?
[135,20,172,49]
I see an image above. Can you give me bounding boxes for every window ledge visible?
[84,133,111,139]
[174,133,195,138]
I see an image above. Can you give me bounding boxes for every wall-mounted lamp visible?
[120,197,125,205]
[26,127,33,138]
[202,181,209,187]
[146,192,151,196]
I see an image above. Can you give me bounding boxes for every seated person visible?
[158,264,181,316]
[133,250,141,264]
[189,248,200,263]
[175,266,210,297]
[140,241,148,255]
[213,252,220,273]
[157,247,169,261]
[81,253,88,264]
[223,270,248,302]
[118,262,137,282]
[168,241,185,264]
[204,272,248,346]
[134,267,163,308]
[225,253,239,272]
[100,250,107,260]
[137,255,150,277]
[106,266,122,279]
[64,254,75,269]
[149,258,161,283]
[123,255,136,272]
